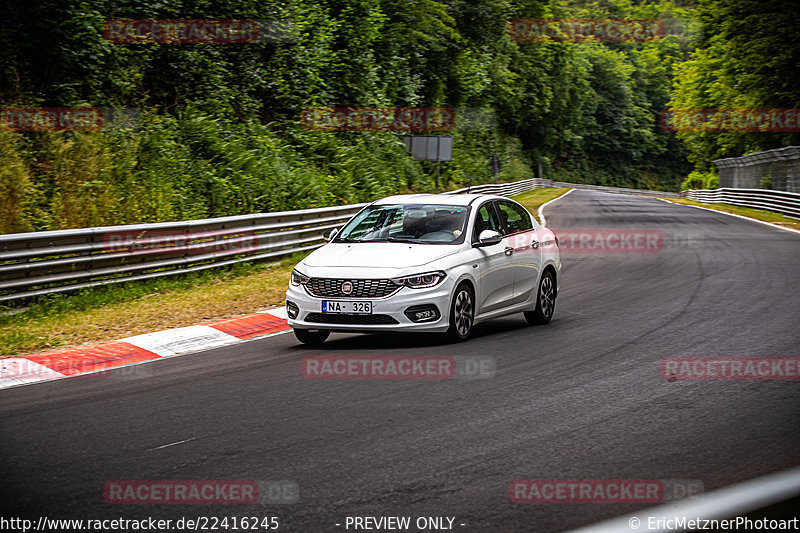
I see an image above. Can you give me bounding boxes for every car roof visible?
[371,193,505,207]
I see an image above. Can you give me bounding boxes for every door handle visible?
[504,247,514,256]
[530,240,540,249]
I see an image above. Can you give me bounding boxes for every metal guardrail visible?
[446,177,543,196]
[0,204,368,304]
[684,188,800,219]
[0,177,684,305]
[548,180,681,198]
[450,178,682,198]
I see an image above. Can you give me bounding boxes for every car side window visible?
[472,202,501,243]
[496,201,532,235]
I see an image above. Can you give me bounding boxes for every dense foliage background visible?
[0,0,797,232]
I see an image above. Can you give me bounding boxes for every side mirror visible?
[475,229,502,247]
[323,228,339,242]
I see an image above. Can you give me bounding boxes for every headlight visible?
[291,269,310,286]
[392,271,446,289]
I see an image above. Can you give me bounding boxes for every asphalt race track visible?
[2,189,800,532]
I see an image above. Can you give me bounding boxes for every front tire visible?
[294,329,330,345]
[524,270,556,325]
[446,283,474,342]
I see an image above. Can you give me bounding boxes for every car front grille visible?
[305,313,399,325]
[305,278,400,299]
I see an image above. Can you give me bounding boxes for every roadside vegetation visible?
[2,0,746,234]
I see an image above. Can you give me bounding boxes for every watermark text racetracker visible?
[510,229,667,254]
[510,18,663,42]
[104,228,259,256]
[661,357,800,381]
[301,107,455,132]
[1,355,153,381]
[104,480,298,505]
[659,108,800,133]
[301,355,495,380]
[0,107,140,131]
[301,107,496,131]
[103,19,295,43]
[509,479,703,504]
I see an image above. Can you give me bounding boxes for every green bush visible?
[681,170,719,191]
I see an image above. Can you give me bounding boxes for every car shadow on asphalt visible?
[286,317,535,351]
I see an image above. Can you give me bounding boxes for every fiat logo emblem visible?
[341,281,353,294]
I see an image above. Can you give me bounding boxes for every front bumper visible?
[285,280,454,333]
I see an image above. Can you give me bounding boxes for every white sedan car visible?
[285,193,561,345]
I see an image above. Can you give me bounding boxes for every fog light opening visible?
[286,300,299,319]
[404,305,440,323]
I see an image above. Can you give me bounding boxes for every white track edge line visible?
[538,188,575,226]
[655,198,800,236]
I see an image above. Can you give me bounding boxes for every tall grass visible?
[0,129,37,233]
[1,107,532,232]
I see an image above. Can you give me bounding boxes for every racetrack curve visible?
[2,189,799,532]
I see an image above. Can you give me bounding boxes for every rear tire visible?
[524,270,556,325]
[446,283,474,342]
[294,329,330,345]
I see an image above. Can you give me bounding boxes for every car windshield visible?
[336,204,469,245]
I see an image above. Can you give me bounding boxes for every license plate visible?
[322,301,373,315]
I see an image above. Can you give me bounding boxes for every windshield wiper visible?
[386,236,423,243]
[335,236,423,244]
